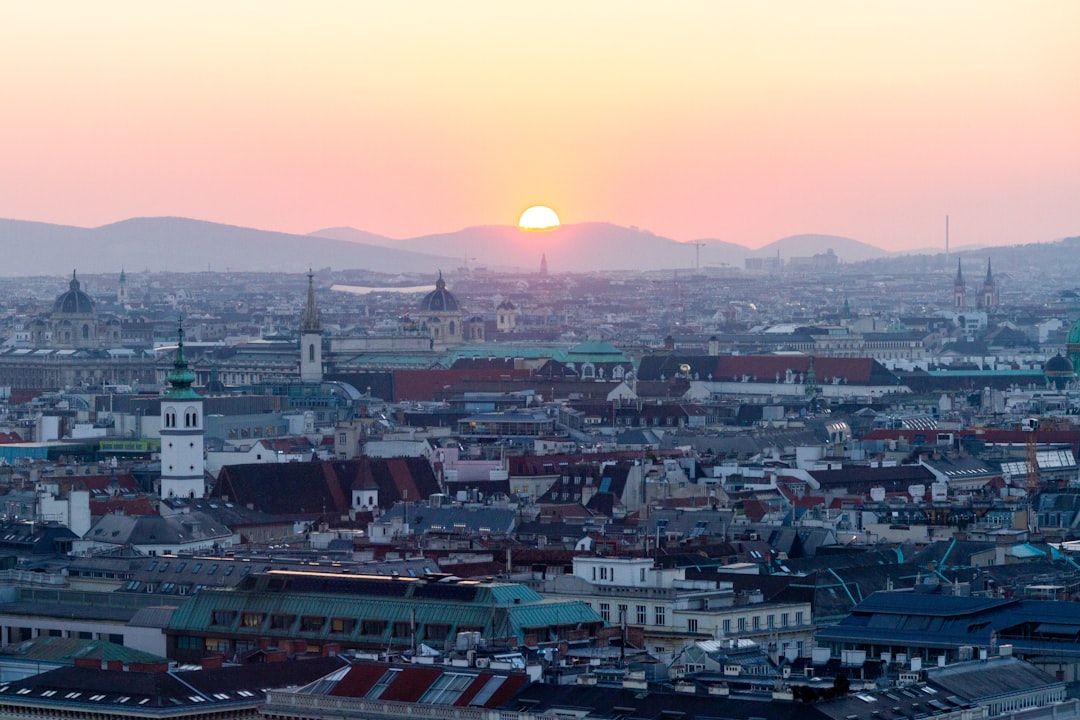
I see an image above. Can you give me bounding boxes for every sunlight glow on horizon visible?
[0,1,1077,251]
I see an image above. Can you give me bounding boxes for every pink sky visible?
[2,1,1078,251]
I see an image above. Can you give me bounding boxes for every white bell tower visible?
[160,322,205,500]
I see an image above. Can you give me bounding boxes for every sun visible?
[518,205,560,231]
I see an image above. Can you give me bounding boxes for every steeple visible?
[300,269,322,333]
[166,320,199,399]
[299,270,324,383]
[954,259,966,310]
[540,254,548,276]
[981,258,999,309]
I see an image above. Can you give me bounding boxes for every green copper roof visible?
[165,323,201,399]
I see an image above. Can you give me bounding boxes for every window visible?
[361,619,388,636]
[300,616,325,633]
[636,605,647,625]
[419,672,473,704]
[211,610,236,626]
[241,612,265,628]
[767,615,775,629]
[207,564,219,576]
[600,603,611,622]
[308,343,316,362]
[270,614,295,630]
[392,621,412,638]
[687,618,698,633]
[781,612,789,628]
[796,611,804,625]
[600,567,607,580]
[164,411,176,428]
[617,604,628,624]
[185,409,198,428]
[424,624,450,641]
[330,617,356,634]
[723,619,731,635]
[738,617,746,632]
[640,567,646,582]
[752,616,760,630]
[654,606,665,626]
[366,668,402,699]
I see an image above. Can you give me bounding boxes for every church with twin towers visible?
[953,258,999,311]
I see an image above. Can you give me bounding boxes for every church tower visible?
[160,322,205,500]
[981,259,999,309]
[953,259,965,310]
[299,270,323,383]
[117,269,129,307]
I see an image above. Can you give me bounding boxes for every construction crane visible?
[1022,417,1039,533]
[1022,417,1039,495]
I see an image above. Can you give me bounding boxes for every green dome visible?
[1068,318,1080,346]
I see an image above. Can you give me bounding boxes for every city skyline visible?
[2,1,1078,252]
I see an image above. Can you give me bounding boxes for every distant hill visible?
[753,234,888,262]
[0,217,456,276]
[307,226,397,247]
[312,222,753,273]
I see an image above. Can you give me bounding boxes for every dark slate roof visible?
[0,656,348,713]
[506,681,830,720]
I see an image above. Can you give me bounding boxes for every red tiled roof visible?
[392,369,534,402]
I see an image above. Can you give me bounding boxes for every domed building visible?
[1044,354,1074,390]
[1066,318,1080,374]
[25,271,121,349]
[417,271,476,348]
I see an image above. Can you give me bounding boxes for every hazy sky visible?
[2,1,1078,250]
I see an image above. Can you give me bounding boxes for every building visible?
[299,270,323,384]
[159,324,206,500]
[534,556,814,662]
[164,570,603,664]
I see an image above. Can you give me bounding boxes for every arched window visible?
[184,409,198,428]
[448,321,456,336]
[82,324,89,339]
[308,343,316,362]
[165,411,176,428]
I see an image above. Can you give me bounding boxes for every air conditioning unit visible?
[475,657,490,669]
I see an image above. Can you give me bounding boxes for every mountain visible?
[311,222,754,273]
[0,217,457,276]
[752,234,888,262]
[307,226,397,247]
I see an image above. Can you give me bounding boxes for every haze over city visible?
[2,1,1078,254]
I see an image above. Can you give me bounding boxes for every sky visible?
[1,1,1078,251]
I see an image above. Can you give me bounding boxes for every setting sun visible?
[518,205,560,231]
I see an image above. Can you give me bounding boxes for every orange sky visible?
[1,1,1078,251]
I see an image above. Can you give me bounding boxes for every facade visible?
[534,556,814,662]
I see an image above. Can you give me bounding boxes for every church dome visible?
[53,271,95,314]
[418,271,459,312]
[1045,353,1074,377]
[1045,354,1074,390]
[1067,318,1080,348]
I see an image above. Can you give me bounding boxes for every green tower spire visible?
[165,320,200,399]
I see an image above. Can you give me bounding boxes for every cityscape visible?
[1,3,1079,720]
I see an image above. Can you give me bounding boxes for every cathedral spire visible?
[301,269,322,333]
[985,258,993,283]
